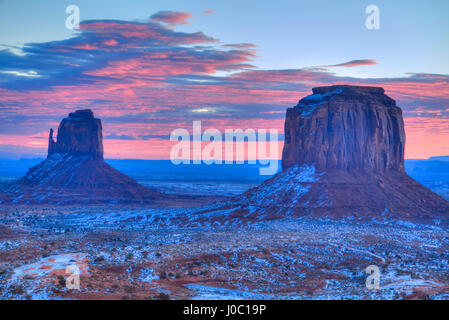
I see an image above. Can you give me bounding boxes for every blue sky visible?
[1,0,448,77]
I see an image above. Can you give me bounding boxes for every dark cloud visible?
[324,59,377,67]
[105,134,136,140]
[222,43,258,49]
[0,17,235,90]
[141,134,170,140]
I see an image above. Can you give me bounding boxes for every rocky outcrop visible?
[7,109,162,204]
[282,85,405,173]
[48,128,56,157]
[197,85,449,224]
[48,109,103,159]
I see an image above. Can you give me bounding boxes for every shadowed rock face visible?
[282,85,405,173]
[48,109,104,160]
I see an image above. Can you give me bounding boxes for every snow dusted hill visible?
[6,153,161,204]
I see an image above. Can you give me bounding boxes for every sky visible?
[0,0,448,159]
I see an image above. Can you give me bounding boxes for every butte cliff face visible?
[196,85,449,224]
[282,86,405,173]
[48,109,104,159]
[8,109,161,204]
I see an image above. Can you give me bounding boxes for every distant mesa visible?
[5,109,162,204]
[198,85,449,223]
[428,155,449,161]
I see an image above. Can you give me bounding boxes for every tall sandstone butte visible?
[11,109,161,204]
[282,85,405,173]
[198,85,449,224]
[48,109,104,159]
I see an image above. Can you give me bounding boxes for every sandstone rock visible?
[282,85,405,173]
[48,109,103,159]
[9,109,162,204]
[47,128,56,157]
[200,85,449,223]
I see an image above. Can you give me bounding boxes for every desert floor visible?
[0,204,448,300]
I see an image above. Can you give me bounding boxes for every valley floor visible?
[0,205,448,300]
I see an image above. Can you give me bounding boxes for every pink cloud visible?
[1,15,448,160]
[72,44,99,50]
[404,117,449,159]
[78,20,215,46]
[150,11,192,25]
[103,39,118,46]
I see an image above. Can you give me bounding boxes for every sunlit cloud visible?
[323,59,378,68]
[0,15,448,160]
[150,11,192,25]
[2,70,40,77]
[191,108,212,113]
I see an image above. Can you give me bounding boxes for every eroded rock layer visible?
[282,85,405,173]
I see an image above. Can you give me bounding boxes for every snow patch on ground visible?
[185,284,277,300]
[12,253,89,280]
[138,268,159,284]
[244,165,320,207]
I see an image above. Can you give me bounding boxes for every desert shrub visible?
[57,275,66,287]
[10,285,25,295]
[159,270,167,279]
[155,292,170,300]
[305,289,314,296]
[124,285,135,293]
[94,255,105,263]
